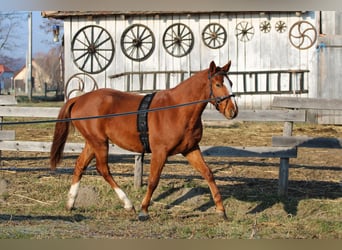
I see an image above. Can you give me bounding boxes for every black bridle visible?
[208,71,235,110]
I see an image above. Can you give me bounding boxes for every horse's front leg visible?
[139,152,167,221]
[184,147,227,220]
[66,143,94,210]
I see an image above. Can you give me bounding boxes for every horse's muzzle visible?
[224,100,238,120]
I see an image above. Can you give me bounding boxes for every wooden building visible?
[13,60,52,94]
[42,11,342,123]
[0,64,14,94]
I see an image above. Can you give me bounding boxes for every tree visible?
[34,46,63,91]
[37,14,64,95]
[0,12,26,59]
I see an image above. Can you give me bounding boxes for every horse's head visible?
[208,60,238,119]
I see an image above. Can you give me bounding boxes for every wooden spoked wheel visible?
[163,23,194,57]
[71,25,114,74]
[275,20,287,33]
[260,20,271,33]
[120,24,155,61]
[202,23,227,49]
[235,21,255,42]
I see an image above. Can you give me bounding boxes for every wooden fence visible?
[1,95,341,197]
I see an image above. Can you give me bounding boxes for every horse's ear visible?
[222,60,232,72]
[209,61,216,76]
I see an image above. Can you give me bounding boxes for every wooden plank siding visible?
[61,11,318,110]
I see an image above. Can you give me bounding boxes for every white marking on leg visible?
[66,182,80,210]
[114,188,133,210]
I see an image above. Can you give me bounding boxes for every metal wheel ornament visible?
[71,25,114,74]
[202,23,227,49]
[121,24,155,61]
[65,73,98,100]
[275,20,287,33]
[259,21,271,33]
[235,21,255,42]
[289,21,317,50]
[163,23,194,57]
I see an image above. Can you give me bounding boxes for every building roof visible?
[0,64,14,75]
[42,11,301,19]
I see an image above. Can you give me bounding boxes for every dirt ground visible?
[0,121,341,238]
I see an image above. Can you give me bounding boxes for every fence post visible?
[278,121,293,196]
[278,158,289,196]
[134,154,144,189]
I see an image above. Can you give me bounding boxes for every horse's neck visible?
[174,70,208,98]
[171,70,209,113]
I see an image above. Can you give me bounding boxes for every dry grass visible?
[0,115,341,238]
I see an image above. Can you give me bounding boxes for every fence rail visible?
[0,96,302,195]
[1,95,341,199]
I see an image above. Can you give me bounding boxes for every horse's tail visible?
[50,97,78,170]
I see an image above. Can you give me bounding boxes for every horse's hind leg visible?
[94,143,134,212]
[184,147,227,220]
[66,142,95,210]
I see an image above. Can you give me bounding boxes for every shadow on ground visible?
[0,214,87,222]
[1,156,341,217]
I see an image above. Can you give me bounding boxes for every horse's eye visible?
[215,83,221,88]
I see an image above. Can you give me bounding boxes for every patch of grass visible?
[15,95,64,105]
[0,119,342,238]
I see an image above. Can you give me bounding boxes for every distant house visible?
[0,64,14,94]
[13,60,52,94]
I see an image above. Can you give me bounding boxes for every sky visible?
[1,11,58,59]
[32,11,55,54]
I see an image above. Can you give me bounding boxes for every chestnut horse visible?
[50,60,238,220]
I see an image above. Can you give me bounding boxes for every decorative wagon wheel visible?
[202,23,227,49]
[235,21,254,42]
[289,21,317,50]
[71,25,114,74]
[120,24,155,61]
[275,20,287,33]
[64,73,98,100]
[259,20,271,33]
[163,23,194,57]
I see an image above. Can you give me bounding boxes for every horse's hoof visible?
[125,205,136,214]
[216,210,228,221]
[138,212,150,221]
[65,205,74,211]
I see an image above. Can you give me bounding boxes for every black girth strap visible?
[137,92,156,153]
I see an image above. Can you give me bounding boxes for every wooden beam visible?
[0,140,297,158]
[273,96,342,110]
[203,109,306,122]
[272,136,342,148]
[0,141,138,155]
[0,106,306,123]
[0,130,15,140]
[0,106,60,118]
[278,158,289,197]
[0,96,17,106]
[200,145,297,158]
